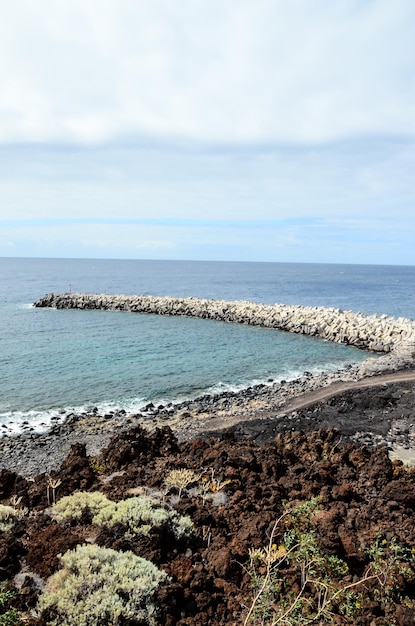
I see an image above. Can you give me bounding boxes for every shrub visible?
[37,544,167,626]
[244,498,415,625]
[0,583,20,625]
[165,468,200,499]
[0,506,20,533]
[93,495,193,539]
[53,491,112,523]
[53,491,193,540]
[165,467,231,505]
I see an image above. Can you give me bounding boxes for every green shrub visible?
[0,583,20,625]
[37,544,167,626]
[53,492,192,539]
[93,495,193,539]
[53,491,112,523]
[244,498,415,625]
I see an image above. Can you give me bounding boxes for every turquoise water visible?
[1,258,414,433]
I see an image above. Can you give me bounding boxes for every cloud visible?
[0,136,413,263]
[0,3,413,265]
[1,137,413,222]
[0,0,414,144]
[1,203,412,264]
[0,216,322,229]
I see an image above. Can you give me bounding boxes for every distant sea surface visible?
[1,258,415,434]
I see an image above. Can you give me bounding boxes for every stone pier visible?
[34,293,415,373]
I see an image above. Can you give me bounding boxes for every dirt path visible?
[198,369,415,435]
[273,369,415,416]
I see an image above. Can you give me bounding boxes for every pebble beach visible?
[2,361,415,478]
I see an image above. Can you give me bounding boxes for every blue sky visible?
[0,1,414,264]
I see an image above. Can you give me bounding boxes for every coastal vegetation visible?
[0,583,20,625]
[54,491,193,540]
[1,417,415,624]
[244,498,415,625]
[37,544,167,625]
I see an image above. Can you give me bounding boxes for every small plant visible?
[200,469,231,494]
[93,495,193,539]
[366,535,415,609]
[165,468,200,499]
[244,498,415,625]
[46,477,62,506]
[37,544,167,626]
[90,459,108,473]
[8,496,28,519]
[198,469,231,505]
[164,467,231,504]
[9,496,22,509]
[53,491,112,523]
[0,583,20,625]
[205,469,231,494]
[0,505,23,533]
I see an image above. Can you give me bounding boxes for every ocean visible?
[1,258,415,435]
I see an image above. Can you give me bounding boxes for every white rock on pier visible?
[34,293,415,375]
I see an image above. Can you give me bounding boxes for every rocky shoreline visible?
[1,363,415,478]
[1,294,414,477]
[0,366,355,475]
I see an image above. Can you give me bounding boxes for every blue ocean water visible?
[1,258,415,434]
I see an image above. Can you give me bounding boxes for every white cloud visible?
[0,2,413,265]
[0,0,414,144]
[0,137,414,227]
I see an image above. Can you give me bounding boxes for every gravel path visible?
[198,369,415,433]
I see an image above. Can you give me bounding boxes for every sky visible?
[0,1,414,265]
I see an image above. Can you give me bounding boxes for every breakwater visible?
[34,293,415,365]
